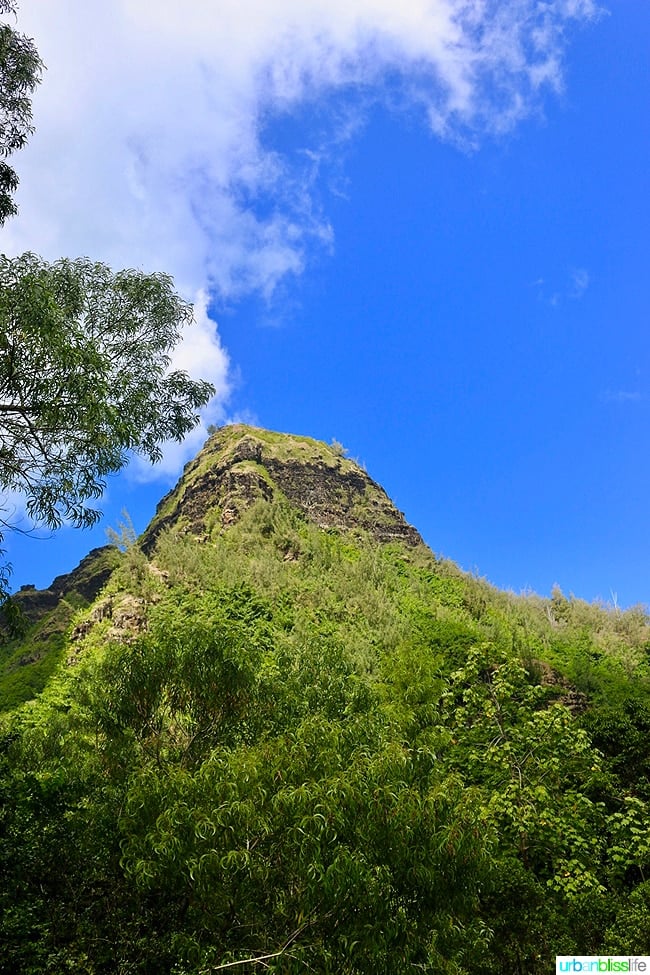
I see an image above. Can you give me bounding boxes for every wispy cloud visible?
[570,267,590,298]
[602,390,644,404]
[533,265,591,306]
[0,490,30,535]
[7,0,601,295]
[4,0,600,479]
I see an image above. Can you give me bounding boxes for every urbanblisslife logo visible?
[556,959,650,973]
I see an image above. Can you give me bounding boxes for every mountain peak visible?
[142,424,423,552]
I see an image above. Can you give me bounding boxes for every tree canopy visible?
[0,5,214,601]
[0,0,42,223]
[0,253,214,538]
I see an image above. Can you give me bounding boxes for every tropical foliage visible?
[1,478,649,972]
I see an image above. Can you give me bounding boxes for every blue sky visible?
[3,0,650,607]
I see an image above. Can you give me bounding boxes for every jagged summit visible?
[142,424,423,552]
[2,425,423,697]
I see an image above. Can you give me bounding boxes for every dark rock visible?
[7,546,121,629]
[141,425,423,552]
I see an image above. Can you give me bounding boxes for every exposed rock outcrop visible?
[142,425,422,552]
[7,546,121,628]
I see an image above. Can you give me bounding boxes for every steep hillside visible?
[0,544,121,711]
[1,424,650,974]
[141,424,423,551]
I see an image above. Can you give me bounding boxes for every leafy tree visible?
[0,5,214,601]
[0,254,214,569]
[0,0,43,223]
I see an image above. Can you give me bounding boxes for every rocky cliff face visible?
[10,424,421,627]
[142,425,423,552]
[9,545,121,627]
[1,426,424,708]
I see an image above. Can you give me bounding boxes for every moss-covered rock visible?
[142,424,422,552]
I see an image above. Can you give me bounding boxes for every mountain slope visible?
[0,544,121,711]
[1,424,650,974]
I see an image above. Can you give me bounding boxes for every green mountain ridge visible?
[2,424,650,972]
[141,424,423,550]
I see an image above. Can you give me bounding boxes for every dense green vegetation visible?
[1,465,650,972]
[0,545,122,712]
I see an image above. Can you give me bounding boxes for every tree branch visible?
[0,401,31,414]
[199,918,317,973]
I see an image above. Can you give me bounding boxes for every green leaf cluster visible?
[1,499,650,971]
[0,0,42,222]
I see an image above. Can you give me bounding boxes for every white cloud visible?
[570,267,590,298]
[169,291,230,398]
[128,421,215,485]
[6,0,600,291]
[0,489,30,535]
[602,390,643,404]
[128,291,231,482]
[2,0,600,479]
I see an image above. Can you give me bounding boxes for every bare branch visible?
[199,918,315,973]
